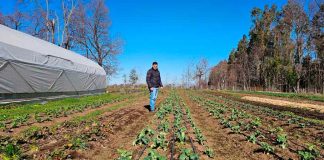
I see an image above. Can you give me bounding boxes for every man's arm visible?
[146,70,152,88]
[159,72,163,87]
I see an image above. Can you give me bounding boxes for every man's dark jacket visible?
[146,68,163,89]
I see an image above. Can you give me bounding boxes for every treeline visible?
[0,0,122,77]
[209,1,324,94]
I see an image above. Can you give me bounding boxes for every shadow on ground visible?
[144,105,150,111]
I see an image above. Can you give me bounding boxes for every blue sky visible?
[1,0,288,85]
[106,0,287,85]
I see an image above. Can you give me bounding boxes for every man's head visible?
[152,61,158,70]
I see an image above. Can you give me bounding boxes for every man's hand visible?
[150,87,154,91]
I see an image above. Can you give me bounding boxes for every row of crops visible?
[117,91,214,160]
[0,92,144,160]
[189,91,323,160]
[0,93,131,131]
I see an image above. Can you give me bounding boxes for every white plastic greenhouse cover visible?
[0,24,107,95]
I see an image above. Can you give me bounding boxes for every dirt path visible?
[179,91,275,160]
[0,94,146,136]
[242,96,324,113]
[77,93,167,159]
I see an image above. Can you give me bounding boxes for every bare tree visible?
[194,58,208,89]
[61,0,76,49]
[25,7,47,39]
[2,0,123,80]
[71,2,89,56]
[122,74,127,86]
[181,62,193,88]
[4,10,25,30]
[208,60,228,90]
[75,0,123,77]
[129,69,138,86]
[0,12,4,25]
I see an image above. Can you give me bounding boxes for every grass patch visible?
[0,93,131,123]
[69,99,136,124]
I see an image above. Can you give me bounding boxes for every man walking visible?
[146,61,163,112]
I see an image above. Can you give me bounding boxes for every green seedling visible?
[116,149,132,160]
[260,142,274,154]
[133,127,155,146]
[151,132,168,150]
[143,149,167,160]
[276,134,287,149]
[179,148,199,160]
[297,144,320,160]
[204,147,214,158]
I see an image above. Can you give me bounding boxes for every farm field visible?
[1,0,324,159]
[205,90,324,120]
[0,89,323,160]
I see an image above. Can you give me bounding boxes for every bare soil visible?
[242,96,324,113]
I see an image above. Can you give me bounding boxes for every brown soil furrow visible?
[0,94,146,137]
[79,93,167,160]
[179,90,275,160]
[200,91,324,157]
[205,91,324,120]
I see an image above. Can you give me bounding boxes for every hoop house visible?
[0,25,106,99]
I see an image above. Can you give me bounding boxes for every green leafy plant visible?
[158,121,169,132]
[276,134,287,149]
[194,128,206,145]
[298,123,306,128]
[247,134,257,144]
[1,143,21,160]
[68,137,87,150]
[254,130,263,137]
[34,113,43,123]
[179,148,199,160]
[220,119,231,128]
[156,111,165,120]
[133,127,155,146]
[0,122,6,130]
[250,117,261,128]
[260,142,274,154]
[116,149,132,160]
[297,144,320,160]
[204,147,214,158]
[151,132,168,150]
[143,150,167,160]
[176,127,186,143]
[230,125,241,133]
